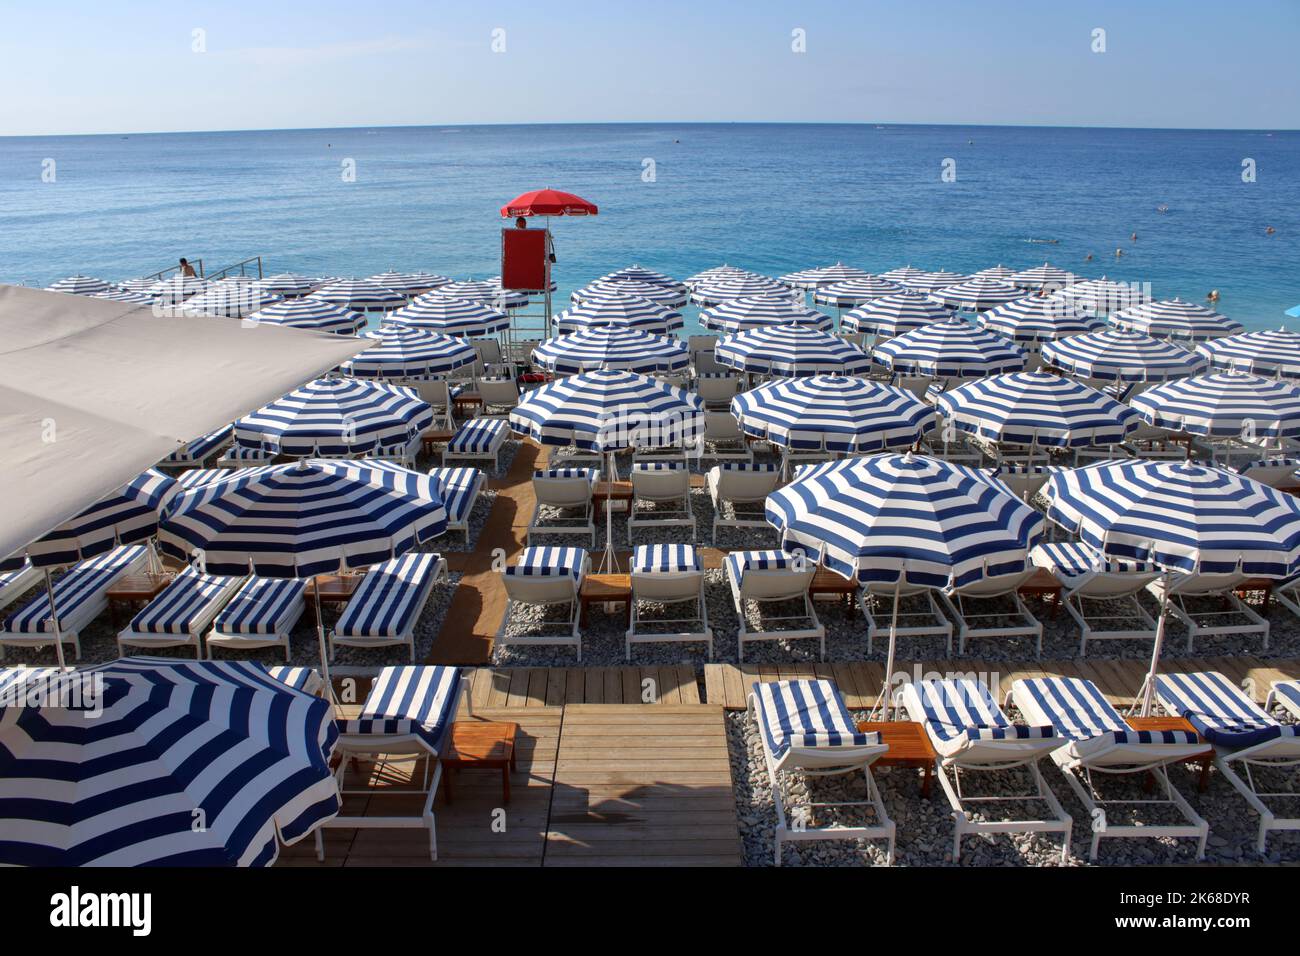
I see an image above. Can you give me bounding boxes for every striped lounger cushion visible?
[225,442,277,461]
[507,546,586,580]
[753,679,878,760]
[534,468,598,481]
[125,568,236,634]
[448,418,507,454]
[337,665,461,752]
[0,561,35,594]
[908,678,1056,757]
[3,546,147,635]
[429,467,482,526]
[726,549,799,582]
[214,578,307,634]
[631,461,683,472]
[1034,541,1153,579]
[1017,677,1200,754]
[632,544,700,574]
[267,665,325,697]
[1275,682,1300,715]
[1157,671,1300,749]
[334,553,440,640]
[718,462,778,473]
[164,424,232,464]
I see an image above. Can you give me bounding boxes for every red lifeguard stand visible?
[499,188,598,338]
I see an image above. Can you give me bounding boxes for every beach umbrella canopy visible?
[874,317,1027,378]
[254,273,319,297]
[716,324,872,377]
[26,468,179,569]
[368,271,449,296]
[150,276,209,304]
[500,188,597,217]
[930,276,1023,312]
[936,372,1139,448]
[573,278,688,309]
[880,265,928,284]
[699,294,833,334]
[45,276,112,295]
[340,326,478,380]
[597,266,686,299]
[977,293,1104,344]
[842,290,952,337]
[532,326,689,375]
[900,270,970,293]
[184,285,284,319]
[689,274,790,306]
[1109,298,1244,341]
[116,277,161,293]
[1041,329,1208,382]
[1056,276,1149,315]
[1129,373,1300,440]
[388,293,510,337]
[553,291,684,335]
[0,658,339,866]
[485,273,556,297]
[974,265,1017,280]
[684,264,751,289]
[780,263,871,290]
[433,280,527,311]
[1196,328,1300,379]
[1010,263,1080,291]
[233,378,433,457]
[730,376,932,452]
[246,297,366,335]
[91,288,154,304]
[313,278,407,312]
[812,276,903,308]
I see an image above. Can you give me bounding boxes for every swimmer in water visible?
[1131,232,1137,241]
[1084,253,1094,262]
[1207,290,1220,303]
[1115,248,1124,258]
[1266,226,1276,235]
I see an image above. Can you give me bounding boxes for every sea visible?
[1,123,1297,335]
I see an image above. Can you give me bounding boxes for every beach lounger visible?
[902,678,1071,861]
[317,665,469,861]
[442,418,509,473]
[205,578,307,661]
[1146,572,1269,652]
[695,371,740,408]
[940,569,1043,657]
[528,468,599,546]
[1031,542,1159,654]
[748,679,894,865]
[1235,457,1300,489]
[707,462,779,543]
[496,546,589,661]
[427,466,485,545]
[625,545,712,660]
[1157,671,1300,852]
[0,546,148,661]
[367,431,423,468]
[217,441,278,468]
[627,461,695,544]
[414,379,455,430]
[859,580,953,656]
[115,567,244,658]
[725,550,823,661]
[477,376,521,417]
[696,411,755,464]
[160,423,233,469]
[328,553,447,663]
[986,462,1062,503]
[266,665,326,697]
[1011,676,1210,861]
[0,560,40,617]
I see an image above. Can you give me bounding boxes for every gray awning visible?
[0,284,364,561]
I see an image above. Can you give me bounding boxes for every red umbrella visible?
[500,188,598,218]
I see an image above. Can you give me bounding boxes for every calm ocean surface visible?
[1,123,1297,334]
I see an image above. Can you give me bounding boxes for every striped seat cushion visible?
[164,424,233,463]
[753,680,877,759]
[226,441,277,460]
[4,546,146,634]
[1018,677,1199,745]
[632,544,700,574]
[718,462,777,472]
[1157,671,1299,748]
[1239,457,1300,472]
[214,578,306,634]
[448,418,508,454]
[631,460,684,472]
[266,666,324,696]
[334,553,440,639]
[1034,541,1153,578]
[0,561,34,591]
[533,467,598,481]
[912,678,1056,743]
[125,568,235,635]
[1275,682,1300,714]
[336,665,461,751]
[505,546,586,579]
[428,467,482,524]
[989,463,1065,477]
[725,549,799,582]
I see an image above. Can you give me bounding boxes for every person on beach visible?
[178,257,196,277]
[1207,289,1220,303]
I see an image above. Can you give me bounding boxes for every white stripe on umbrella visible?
[812,276,903,308]
[45,275,112,295]
[234,378,433,456]
[689,274,790,306]
[574,278,688,308]
[1010,263,1080,291]
[977,293,1104,343]
[930,276,1022,311]
[900,270,970,293]
[780,263,871,289]
[313,278,407,311]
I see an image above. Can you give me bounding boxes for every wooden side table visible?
[579,574,633,626]
[1125,716,1213,791]
[1018,567,1063,619]
[1234,578,1274,615]
[441,721,518,804]
[310,573,362,605]
[106,572,175,626]
[420,428,455,457]
[592,481,634,519]
[856,720,938,797]
[808,567,857,613]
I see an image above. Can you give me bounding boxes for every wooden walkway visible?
[465,664,702,708]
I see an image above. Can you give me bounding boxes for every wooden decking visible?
[465,664,702,707]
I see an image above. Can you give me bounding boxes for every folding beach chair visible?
[115,567,243,658]
[442,418,509,473]
[427,466,485,546]
[625,545,712,660]
[1011,676,1210,861]
[725,550,823,661]
[317,665,469,861]
[748,679,894,865]
[1031,542,1159,655]
[528,468,598,546]
[940,569,1043,658]
[328,553,447,663]
[627,461,695,544]
[478,376,521,417]
[696,412,755,465]
[696,371,741,408]
[496,546,589,661]
[1156,671,1300,852]
[160,424,233,469]
[1147,571,1270,652]
[902,678,1071,862]
[859,580,953,656]
[0,546,149,661]
[707,462,779,543]
[414,379,455,430]
[0,560,40,617]
[206,578,307,661]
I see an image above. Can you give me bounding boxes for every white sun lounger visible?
[627,461,695,544]
[725,550,823,661]
[496,546,589,661]
[1011,676,1210,861]
[749,679,894,865]
[1031,542,1159,654]
[205,578,307,661]
[317,665,469,861]
[1147,571,1269,652]
[115,567,244,658]
[859,580,953,655]
[0,546,149,661]
[1157,671,1300,852]
[328,553,446,663]
[902,678,1071,862]
[442,418,509,473]
[625,545,712,660]
[266,665,326,697]
[528,468,599,546]
[940,569,1043,658]
[0,560,40,617]
[707,463,779,543]
[427,466,485,545]
[367,431,423,468]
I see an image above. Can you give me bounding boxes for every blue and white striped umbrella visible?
[368,271,450,295]
[486,274,557,297]
[766,453,1044,588]
[573,278,688,309]
[977,293,1104,343]
[730,376,932,452]
[1055,276,1149,315]
[684,264,751,289]
[880,265,927,284]
[27,468,179,569]
[234,378,433,457]
[1109,298,1244,341]
[116,277,161,294]
[46,275,112,295]
[254,273,320,297]
[974,264,1017,280]
[936,372,1139,448]
[246,296,366,335]
[900,270,970,293]
[532,326,689,375]
[0,658,339,866]
[930,276,1022,311]
[841,290,952,337]
[184,285,284,318]
[873,317,1027,378]
[1010,263,1080,291]
[716,324,872,377]
[388,293,510,337]
[811,276,903,308]
[553,291,684,335]
[1041,329,1207,382]
[91,288,154,304]
[689,274,789,306]
[699,294,832,333]
[780,263,871,290]
[435,280,529,310]
[313,278,407,311]
[341,326,478,380]
[510,368,704,452]
[1196,329,1300,379]
[150,276,210,304]
[1129,373,1300,439]
[598,265,684,291]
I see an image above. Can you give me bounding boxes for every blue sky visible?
[2,0,1298,135]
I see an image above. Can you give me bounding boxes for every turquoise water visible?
[2,123,1298,333]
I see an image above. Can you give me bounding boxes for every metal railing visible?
[139,258,205,282]
[204,255,264,282]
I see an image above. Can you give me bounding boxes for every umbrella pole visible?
[872,573,905,721]
[1138,568,1172,717]
[313,580,334,700]
[44,569,68,670]
[600,450,616,573]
